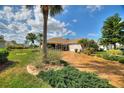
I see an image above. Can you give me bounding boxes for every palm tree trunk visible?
[42,6,48,63]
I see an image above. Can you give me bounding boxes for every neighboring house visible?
[98,42,122,50]
[0,39,5,48]
[5,41,15,47]
[46,37,82,52]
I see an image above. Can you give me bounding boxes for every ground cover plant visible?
[118,57,124,64]
[37,66,113,88]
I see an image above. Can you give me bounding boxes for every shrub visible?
[106,49,123,56]
[44,49,61,65]
[0,48,9,64]
[37,66,113,88]
[108,55,120,61]
[101,53,110,60]
[83,48,95,55]
[119,57,124,64]
[96,52,120,61]
[6,44,28,49]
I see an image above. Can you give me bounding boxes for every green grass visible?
[0,49,51,88]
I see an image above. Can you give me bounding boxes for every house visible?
[47,37,82,52]
[0,39,5,48]
[0,36,5,48]
[98,42,122,50]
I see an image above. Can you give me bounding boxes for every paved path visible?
[62,51,124,88]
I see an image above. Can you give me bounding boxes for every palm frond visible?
[49,5,63,16]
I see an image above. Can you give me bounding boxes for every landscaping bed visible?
[37,66,113,88]
[95,50,124,64]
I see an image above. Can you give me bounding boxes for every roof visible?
[48,37,69,44]
[47,37,81,45]
[68,39,82,44]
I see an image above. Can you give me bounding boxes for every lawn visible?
[0,49,51,88]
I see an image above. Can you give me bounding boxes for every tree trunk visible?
[42,6,48,63]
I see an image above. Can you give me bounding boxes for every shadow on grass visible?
[0,60,19,73]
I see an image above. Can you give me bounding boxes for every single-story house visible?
[0,39,5,48]
[98,42,122,50]
[46,37,82,52]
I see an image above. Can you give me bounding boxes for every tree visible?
[36,33,43,48]
[99,38,110,50]
[26,33,37,47]
[78,38,98,50]
[88,40,98,51]
[101,13,124,49]
[78,38,89,48]
[42,6,63,63]
[27,5,63,63]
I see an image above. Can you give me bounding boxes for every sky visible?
[0,5,124,43]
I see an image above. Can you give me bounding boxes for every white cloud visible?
[14,6,32,21]
[62,5,68,14]
[87,33,99,37]
[86,5,103,12]
[0,6,75,43]
[72,19,77,23]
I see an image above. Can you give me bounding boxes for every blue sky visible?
[55,5,124,40]
[0,5,124,43]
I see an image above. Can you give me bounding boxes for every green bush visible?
[96,52,120,61]
[0,48,9,64]
[83,48,95,55]
[119,57,124,64]
[6,44,28,49]
[37,66,113,88]
[106,49,123,56]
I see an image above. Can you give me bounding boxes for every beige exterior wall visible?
[69,44,82,52]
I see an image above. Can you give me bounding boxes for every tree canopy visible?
[100,13,124,49]
[26,33,37,46]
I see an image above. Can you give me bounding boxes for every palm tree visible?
[42,5,63,63]
[26,33,37,47]
[27,5,63,63]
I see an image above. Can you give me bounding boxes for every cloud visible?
[72,19,77,23]
[0,6,75,43]
[87,33,99,37]
[86,5,103,12]
[62,5,69,14]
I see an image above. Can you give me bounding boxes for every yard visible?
[0,48,124,88]
[62,51,124,88]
